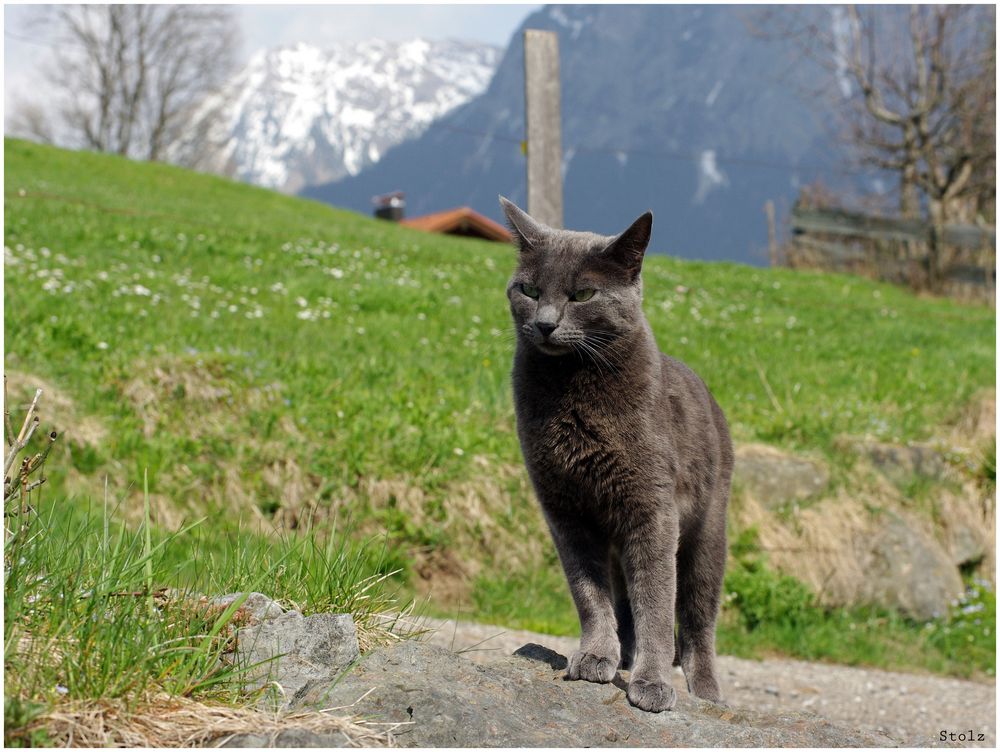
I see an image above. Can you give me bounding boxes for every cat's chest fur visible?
[513,352,664,513]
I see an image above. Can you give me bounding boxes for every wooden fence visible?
[784,205,996,304]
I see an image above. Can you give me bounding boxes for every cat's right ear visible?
[499,196,545,253]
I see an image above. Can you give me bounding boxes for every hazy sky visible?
[238,4,539,54]
[4,3,539,118]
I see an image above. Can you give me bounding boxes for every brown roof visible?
[401,206,511,243]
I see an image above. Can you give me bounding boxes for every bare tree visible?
[39,4,239,163]
[843,6,993,218]
[748,4,995,288]
[6,99,56,145]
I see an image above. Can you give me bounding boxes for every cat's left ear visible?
[601,211,653,278]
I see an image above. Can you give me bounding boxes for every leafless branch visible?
[26,4,239,165]
[4,385,59,508]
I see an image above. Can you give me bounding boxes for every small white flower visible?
[453,447,465,456]
[97,342,109,350]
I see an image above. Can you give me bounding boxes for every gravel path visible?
[416,617,995,747]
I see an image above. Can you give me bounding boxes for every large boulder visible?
[734,444,829,507]
[862,512,964,621]
[242,640,896,747]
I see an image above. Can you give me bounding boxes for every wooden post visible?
[764,200,777,267]
[524,29,563,229]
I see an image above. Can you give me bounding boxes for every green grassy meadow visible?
[3,139,996,735]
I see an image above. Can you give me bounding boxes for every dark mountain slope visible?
[303,4,847,263]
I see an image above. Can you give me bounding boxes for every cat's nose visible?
[535,321,557,338]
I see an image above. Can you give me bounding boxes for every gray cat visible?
[501,197,732,713]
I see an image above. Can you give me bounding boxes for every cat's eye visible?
[571,289,596,302]
[519,283,540,299]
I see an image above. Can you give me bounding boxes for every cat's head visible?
[501,196,652,357]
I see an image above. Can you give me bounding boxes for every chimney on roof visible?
[372,191,406,222]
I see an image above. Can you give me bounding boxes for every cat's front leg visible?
[543,507,620,684]
[620,509,678,712]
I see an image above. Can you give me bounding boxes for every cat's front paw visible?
[686,671,723,703]
[627,676,677,712]
[567,650,617,683]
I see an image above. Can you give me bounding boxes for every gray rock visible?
[221,729,354,748]
[734,444,829,506]
[289,640,895,747]
[233,612,360,706]
[863,513,964,621]
[210,592,285,623]
[851,440,949,484]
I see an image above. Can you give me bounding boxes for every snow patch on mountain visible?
[694,149,729,204]
[190,39,499,193]
[705,80,724,107]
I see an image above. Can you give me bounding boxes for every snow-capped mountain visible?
[195,39,500,193]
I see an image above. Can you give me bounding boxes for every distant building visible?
[401,207,511,243]
[372,191,406,222]
[372,191,510,243]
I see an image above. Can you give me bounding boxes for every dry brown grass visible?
[120,358,250,440]
[103,356,323,529]
[355,457,546,605]
[119,361,549,574]
[950,388,996,448]
[732,489,878,607]
[5,371,106,448]
[8,694,401,747]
